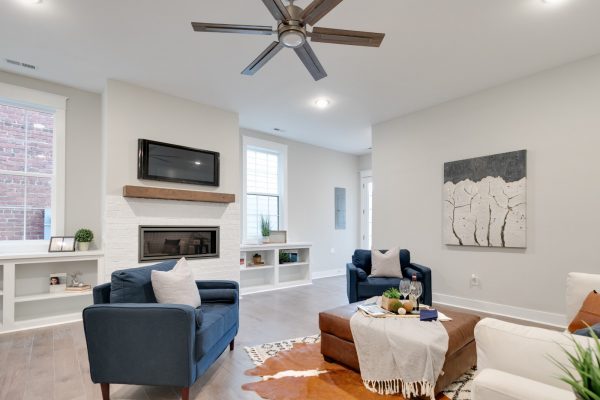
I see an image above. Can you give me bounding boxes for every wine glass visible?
[411,281,423,311]
[399,279,411,301]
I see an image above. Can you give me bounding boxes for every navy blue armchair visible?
[347,249,432,306]
[83,260,239,400]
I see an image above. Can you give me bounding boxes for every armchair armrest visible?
[83,303,196,388]
[93,282,111,304]
[195,280,239,290]
[195,280,239,304]
[404,263,432,306]
[347,263,367,303]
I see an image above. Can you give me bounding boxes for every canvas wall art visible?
[443,150,527,248]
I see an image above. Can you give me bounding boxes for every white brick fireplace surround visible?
[103,195,240,283]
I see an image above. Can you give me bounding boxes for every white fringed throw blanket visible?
[350,303,449,399]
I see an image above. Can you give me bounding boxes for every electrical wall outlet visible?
[330,247,336,254]
[470,274,481,287]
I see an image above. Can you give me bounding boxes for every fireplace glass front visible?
[139,226,219,262]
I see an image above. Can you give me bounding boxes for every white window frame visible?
[0,82,67,253]
[242,136,288,244]
[360,169,372,249]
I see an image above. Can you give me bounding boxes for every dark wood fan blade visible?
[191,22,273,35]
[294,42,327,81]
[301,0,343,26]
[310,27,385,47]
[261,0,291,21]
[242,41,284,76]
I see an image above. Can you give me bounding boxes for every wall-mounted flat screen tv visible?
[138,139,220,186]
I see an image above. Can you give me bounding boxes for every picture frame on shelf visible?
[49,272,67,293]
[269,230,287,244]
[48,236,76,252]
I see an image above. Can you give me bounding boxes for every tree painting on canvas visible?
[443,150,526,248]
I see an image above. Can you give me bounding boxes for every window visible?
[0,82,66,247]
[243,136,287,242]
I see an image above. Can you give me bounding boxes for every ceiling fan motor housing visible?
[278,5,306,48]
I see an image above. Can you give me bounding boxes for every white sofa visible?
[472,272,600,400]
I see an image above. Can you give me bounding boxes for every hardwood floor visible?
[0,275,560,400]
[0,276,348,400]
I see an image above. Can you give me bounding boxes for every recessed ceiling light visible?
[542,0,563,4]
[21,0,42,4]
[194,161,202,166]
[314,98,331,109]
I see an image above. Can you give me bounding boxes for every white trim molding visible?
[433,292,566,329]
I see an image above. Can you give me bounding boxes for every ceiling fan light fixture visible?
[280,30,305,48]
[314,98,331,109]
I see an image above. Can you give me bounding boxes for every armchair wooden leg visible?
[100,383,110,400]
[229,339,235,351]
[181,387,190,400]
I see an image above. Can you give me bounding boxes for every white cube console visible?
[0,251,104,333]
[240,243,311,295]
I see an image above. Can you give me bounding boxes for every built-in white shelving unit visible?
[240,243,311,295]
[0,250,104,333]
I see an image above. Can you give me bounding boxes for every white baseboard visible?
[433,293,566,329]
[312,268,345,280]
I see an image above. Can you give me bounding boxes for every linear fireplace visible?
[139,226,219,262]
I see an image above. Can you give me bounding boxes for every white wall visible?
[372,54,600,326]
[358,153,372,171]
[241,128,360,277]
[103,80,240,282]
[0,70,103,246]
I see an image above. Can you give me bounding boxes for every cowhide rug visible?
[243,335,473,400]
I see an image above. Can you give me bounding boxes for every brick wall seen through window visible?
[0,102,54,241]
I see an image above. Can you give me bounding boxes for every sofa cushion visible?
[195,308,204,328]
[352,250,372,271]
[151,258,201,308]
[371,247,403,278]
[352,249,411,272]
[357,276,402,299]
[194,303,238,360]
[574,322,600,338]
[568,290,600,333]
[110,260,177,304]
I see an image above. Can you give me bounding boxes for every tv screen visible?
[138,139,220,186]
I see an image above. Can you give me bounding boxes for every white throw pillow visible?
[370,247,403,278]
[151,258,201,307]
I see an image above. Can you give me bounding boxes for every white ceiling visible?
[2,0,600,154]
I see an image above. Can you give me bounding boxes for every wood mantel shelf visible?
[123,185,235,204]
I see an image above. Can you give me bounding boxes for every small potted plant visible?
[554,327,600,400]
[74,228,94,251]
[382,288,402,312]
[279,251,291,264]
[252,253,262,265]
[260,216,271,244]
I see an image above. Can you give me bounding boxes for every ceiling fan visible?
[191,0,385,81]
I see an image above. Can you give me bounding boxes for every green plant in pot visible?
[260,216,271,244]
[74,228,94,251]
[382,287,402,312]
[279,251,291,264]
[553,327,600,400]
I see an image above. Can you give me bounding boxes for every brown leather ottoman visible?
[319,303,480,394]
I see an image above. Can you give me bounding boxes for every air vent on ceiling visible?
[6,59,37,70]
